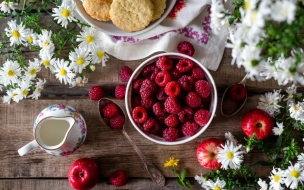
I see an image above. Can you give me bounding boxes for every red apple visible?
[241,108,274,140]
[68,158,99,190]
[196,138,224,170]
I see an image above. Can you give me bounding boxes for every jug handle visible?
[18,140,39,156]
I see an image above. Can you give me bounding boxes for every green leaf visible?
[180,168,187,181]
[56,0,62,6]
[176,178,185,188]
[24,2,36,13]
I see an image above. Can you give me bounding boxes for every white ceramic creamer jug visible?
[18,104,86,156]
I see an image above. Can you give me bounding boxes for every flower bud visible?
[90,65,96,71]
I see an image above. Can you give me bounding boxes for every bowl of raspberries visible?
[125,52,217,145]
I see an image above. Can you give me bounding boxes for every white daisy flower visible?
[243,0,258,12]
[284,85,302,104]
[39,51,56,72]
[269,168,285,190]
[289,102,304,123]
[210,0,228,34]
[70,76,88,88]
[25,28,38,46]
[91,45,109,66]
[76,27,102,52]
[257,90,283,117]
[271,0,296,24]
[12,80,32,103]
[53,59,75,85]
[226,29,244,65]
[4,20,27,46]
[194,174,208,189]
[24,58,41,81]
[259,57,278,80]
[224,132,238,146]
[0,1,17,13]
[52,0,77,28]
[28,78,46,100]
[298,153,304,166]
[37,30,55,54]
[218,141,244,170]
[258,178,268,190]
[272,122,284,136]
[69,47,91,73]
[0,60,21,86]
[205,177,226,190]
[284,162,304,189]
[2,90,16,104]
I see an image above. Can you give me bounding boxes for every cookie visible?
[110,0,154,32]
[151,0,167,22]
[83,0,112,22]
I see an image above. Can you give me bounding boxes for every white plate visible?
[75,0,176,37]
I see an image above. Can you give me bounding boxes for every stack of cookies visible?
[83,0,167,32]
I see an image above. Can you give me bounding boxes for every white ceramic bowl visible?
[75,0,176,36]
[125,53,218,145]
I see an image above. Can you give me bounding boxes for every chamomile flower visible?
[205,177,226,190]
[70,76,88,88]
[37,30,55,54]
[257,90,283,117]
[289,102,304,123]
[269,168,285,190]
[0,60,21,86]
[24,58,41,81]
[194,174,208,189]
[243,0,258,12]
[52,0,77,28]
[2,90,16,104]
[39,51,56,72]
[28,78,46,100]
[284,162,304,189]
[284,85,301,105]
[271,0,296,24]
[258,178,268,190]
[13,80,32,102]
[164,157,179,167]
[76,27,102,52]
[210,0,227,34]
[217,141,244,170]
[5,20,27,46]
[272,122,284,136]
[91,45,109,66]
[0,1,17,13]
[25,28,38,46]
[298,153,304,166]
[53,59,75,85]
[226,30,244,65]
[69,47,91,73]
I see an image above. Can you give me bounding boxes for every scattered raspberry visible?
[177,41,195,56]
[229,84,247,101]
[141,97,155,111]
[155,71,171,87]
[156,88,168,101]
[195,80,211,98]
[132,78,144,94]
[119,66,133,82]
[164,114,179,127]
[165,81,181,97]
[182,121,198,136]
[142,64,159,80]
[103,103,118,118]
[192,67,205,80]
[110,170,128,187]
[132,106,148,123]
[185,91,202,108]
[194,109,210,126]
[163,127,179,142]
[115,85,126,99]
[140,79,157,98]
[164,96,181,114]
[178,75,194,91]
[110,114,125,130]
[131,95,141,108]
[178,107,194,123]
[153,102,166,117]
[171,69,182,81]
[89,86,104,100]
[156,56,174,71]
[143,118,160,135]
[176,58,194,73]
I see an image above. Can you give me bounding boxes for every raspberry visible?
[156,88,168,101]
[132,78,144,94]
[89,86,104,100]
[164,96,181,114]
[103,103,118,118]
[163,127,179,141]
[153,102,166,117]
[182,121,198,136]
[177,41,195,56]
[142,64,159,80]
[164,114,179,127]
[131,95,141,108]
[110,170,128,187]
[165,81,181,97]
[194,80,211,98]
[132,106,148,123]
[141,97,155,111]
[143,118,160,135]
[171,69,182,81]
[110,114,125,130]
[119,66,133,82]
[156,56,174,71]
[192,66,205,80]
[194,109,210,126]
[115,84,126,99]
[140,79,157,98]
[155,71,171,87]
[176,58,194,73]
[185,91,202,108]
[229,84,247,101]
[178,75,194,91]
[178,107,194,123]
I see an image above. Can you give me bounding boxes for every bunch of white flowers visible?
[0,0,109,104]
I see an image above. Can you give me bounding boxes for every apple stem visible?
[79,172,84,178]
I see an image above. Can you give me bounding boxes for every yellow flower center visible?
[28,36,33,43]
[22,89,29,96]
[30,69,37,76]
[227,151,234,159]
[43,41,50,47]
[12,30,20,38]
[59,68,67,76]
[250,10,257,22]
[274,174,280,183]
[294,105,299,111]
[291,170,300,178]
[61,9,70,18]
[214,186,222,190]
[86,35,94,43]
[97,51,104,58]
[12,93,17,97]
[7,69,15,77]
[77,57,85,65]
[43,60,50,67]
[37,88,42,93]
[244,1,250,10]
